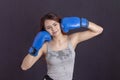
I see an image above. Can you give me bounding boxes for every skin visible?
[21,19,103,71]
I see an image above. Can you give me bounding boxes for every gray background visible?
[0,0,120,80]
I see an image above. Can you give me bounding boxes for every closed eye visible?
[53,23,57,26]
[46,26,52,29]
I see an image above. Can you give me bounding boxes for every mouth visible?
[52,31,58,35]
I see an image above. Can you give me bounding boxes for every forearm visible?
[61,17,103,34]
[21,54,36,71]
[87,21,103,34]
[21,54,33,70]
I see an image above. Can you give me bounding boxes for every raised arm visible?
[69,21,103,48]
[61,17,103,48]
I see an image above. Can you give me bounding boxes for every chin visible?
[52,31,60,37]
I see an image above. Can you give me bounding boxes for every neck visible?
[52,33,66,43]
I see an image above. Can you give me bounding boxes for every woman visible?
[21,12,103,80]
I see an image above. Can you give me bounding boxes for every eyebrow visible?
[46,22,57,28]
[52,22,57,25]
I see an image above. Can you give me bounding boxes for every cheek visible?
[46,29,52,35]
[57,25,61,30]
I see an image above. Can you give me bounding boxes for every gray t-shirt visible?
[45,39,75,80]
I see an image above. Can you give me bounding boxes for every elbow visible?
[98,27,103,34]
[95,27,104,35]
[21,64,31,71]
[21,67,28,71]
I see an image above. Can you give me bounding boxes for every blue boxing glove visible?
[28,31,51,56]
[61,17,89,33]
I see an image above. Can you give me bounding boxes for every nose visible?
[51,26,56,31]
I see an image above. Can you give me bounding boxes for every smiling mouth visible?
[53,31,58,35]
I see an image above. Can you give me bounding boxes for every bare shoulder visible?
[41,42,48,56]
[68,35,78,49]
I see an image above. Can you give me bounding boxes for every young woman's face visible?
[44,19,61,37]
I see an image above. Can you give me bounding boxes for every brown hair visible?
[39,12,66,34]
[40,12,61,30]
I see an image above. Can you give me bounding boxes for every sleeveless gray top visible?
[45,39,75,80]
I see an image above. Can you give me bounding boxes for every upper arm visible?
[21,43,47,70]
[69,21,103,48]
